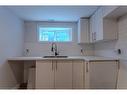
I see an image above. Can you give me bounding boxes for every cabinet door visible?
[90,14,95,43]
[90,11,100,43]
[89,61,118,89]
[96,8,103,41]
[78,19,89,43]
[35,60,54,89]
[90,7,118,42]
[55,60,72,89]
[73,60,84,89]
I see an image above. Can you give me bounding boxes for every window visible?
[39,27,72,42]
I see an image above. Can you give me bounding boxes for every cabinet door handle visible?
[94,32,96,41]
[86,62,89,72]
[118,62,120,70]
[92,32,94,42]
[56,62,57,71]
[52,63,53,71]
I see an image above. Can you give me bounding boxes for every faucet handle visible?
[51,47,54,52]
[55,51,59,56]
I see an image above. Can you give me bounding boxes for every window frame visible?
[37,24,74,43]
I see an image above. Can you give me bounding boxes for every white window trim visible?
[37,24,74,43]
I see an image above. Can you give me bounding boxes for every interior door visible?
[35,60,54,89]
[54,60,72,89]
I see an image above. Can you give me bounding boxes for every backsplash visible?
[24,21,94,56]
[94,40,118,58]
[24,42,94,56]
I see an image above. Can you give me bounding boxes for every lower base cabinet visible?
[35,60,54,89]
[54,60,73,89]
[35,60,84,89]
[87,60,119,89]
[35,60,119,89]
[73,60,84,89]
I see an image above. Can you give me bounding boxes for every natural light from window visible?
[39,27,72,42]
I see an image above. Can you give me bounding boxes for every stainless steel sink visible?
[43,56,68,58]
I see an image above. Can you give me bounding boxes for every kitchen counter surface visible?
[8,56,119,61]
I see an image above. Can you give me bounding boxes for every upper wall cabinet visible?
[90,7,118,43]
[104,6,127,19]
[102,6,118,18]
[78,18,90,43]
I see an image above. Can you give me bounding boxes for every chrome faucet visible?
[51,43,59,56]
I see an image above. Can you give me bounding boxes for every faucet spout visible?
[51,43,59,56]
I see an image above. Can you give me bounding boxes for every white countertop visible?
[8,56,119,61]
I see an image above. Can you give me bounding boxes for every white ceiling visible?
[7,6,98,22]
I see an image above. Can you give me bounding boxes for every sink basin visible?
[43,56,68,58]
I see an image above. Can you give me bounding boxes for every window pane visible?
[39,27,72,42]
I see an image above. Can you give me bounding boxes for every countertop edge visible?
[7,56,119,61]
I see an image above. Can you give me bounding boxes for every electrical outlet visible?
[114,49,121,55]
[26,49,29,53]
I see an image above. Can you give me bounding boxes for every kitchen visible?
[0,6,127,89]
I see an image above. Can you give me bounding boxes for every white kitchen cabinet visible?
[102,6,118,18]
[90,8,103,43]
[78,18,90,43]
[35,60,54,89]
[35,60,73,89]
[55,60,72,89]
[35,60,85,89]
[90,7,118,43]
[73,60,84,89]
[90,13,96,43]
[35,59,119,89]
[86,60,119,89]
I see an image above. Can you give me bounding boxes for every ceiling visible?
[7,6,98,22]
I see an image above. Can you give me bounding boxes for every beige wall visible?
[94,14,127,88]
[0,7,24,88]
[24,21,94,56]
